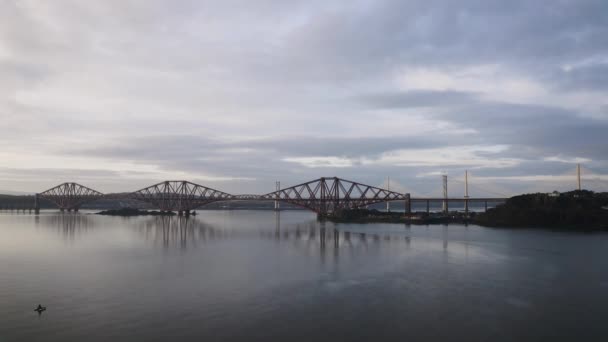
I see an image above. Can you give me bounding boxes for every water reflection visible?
[132,212,417,259]
[35,212,93,241]
[4,211,608,341]
[30,211,468,262]
[137,215,219,250]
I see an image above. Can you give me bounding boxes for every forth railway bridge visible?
[32,177,507,216]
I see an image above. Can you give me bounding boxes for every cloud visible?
[1,0,608,194]
[283,156,356,168]
[543,156,592,164]
[359,90,477,109]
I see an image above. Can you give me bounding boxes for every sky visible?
[1,0,608,196]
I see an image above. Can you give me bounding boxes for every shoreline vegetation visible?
[326,190,608,231]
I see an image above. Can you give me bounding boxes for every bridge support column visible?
[404,193,411,215]
[274,181,281,211]
[426,200,430,215]
[484,200,488,212]
[34,194,40,214]
[184,210,190,217]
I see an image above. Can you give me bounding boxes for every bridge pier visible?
[184,210,190,217]
[404,193,411,215]
[34,193,40,214]
[274,181,281,211]
[426,199,430,215]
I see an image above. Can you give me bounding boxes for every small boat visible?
[34,305,46,313]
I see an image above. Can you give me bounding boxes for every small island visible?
[96,208,178,216]
[327,190,608,231]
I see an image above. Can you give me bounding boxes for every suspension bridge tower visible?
[577,163,581,191]
[442,174,448,214]
[464,170,469,216]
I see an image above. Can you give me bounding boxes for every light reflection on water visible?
[1,210,608,341]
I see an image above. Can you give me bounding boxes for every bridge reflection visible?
[37,212,459,259]
[35,211,93,240]
[133,212,418,258]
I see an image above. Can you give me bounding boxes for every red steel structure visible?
[130,181,233,213]
[258,177,408,215]
[37,177,504,215]
[38,182,104,211]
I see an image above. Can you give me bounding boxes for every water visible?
[1,210,608,341]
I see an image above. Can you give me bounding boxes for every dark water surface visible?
[1,210,608,341]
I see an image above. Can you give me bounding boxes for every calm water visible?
[1,210,608,341]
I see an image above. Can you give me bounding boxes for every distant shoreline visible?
[325,190,608,231]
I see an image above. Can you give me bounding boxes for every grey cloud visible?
[434,102,608,162]
[551,64,608,91]
[359,90,478,109]
[270,0,608,81]
[1,0,608,194]
[66,134,458,162]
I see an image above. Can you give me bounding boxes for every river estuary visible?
[1,210,608,341]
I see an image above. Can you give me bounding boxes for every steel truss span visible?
[38,182,104,210]
[258,177,407,215]
[35,177,506,213]
[131,181,232,212]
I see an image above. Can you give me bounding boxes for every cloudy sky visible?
[1,0,607,196]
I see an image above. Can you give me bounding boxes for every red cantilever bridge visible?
[36,177,506,216]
